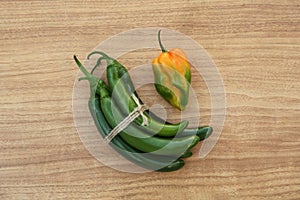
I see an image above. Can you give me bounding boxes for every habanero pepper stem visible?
[158,30,167,53]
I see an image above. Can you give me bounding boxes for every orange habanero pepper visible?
[152,30,191,110]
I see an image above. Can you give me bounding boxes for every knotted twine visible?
[104,94,149,143]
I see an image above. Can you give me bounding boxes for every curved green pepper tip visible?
[188,136,200,149]
[205,127,213,138]
[198,126,213,140]
[178,120,189,134]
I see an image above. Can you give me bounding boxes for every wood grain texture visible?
[1,0,299,199]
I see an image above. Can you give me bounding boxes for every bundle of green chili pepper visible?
[74,52,213,172]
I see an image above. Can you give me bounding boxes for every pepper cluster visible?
[74,41,212,172]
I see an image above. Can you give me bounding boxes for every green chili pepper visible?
[74,55,185,172]
[152,30,191,110]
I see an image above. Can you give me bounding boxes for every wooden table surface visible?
[1,0,299,199]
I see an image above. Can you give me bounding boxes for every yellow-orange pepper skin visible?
[152,31,191,110]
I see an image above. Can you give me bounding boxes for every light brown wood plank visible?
[0,0,299,199]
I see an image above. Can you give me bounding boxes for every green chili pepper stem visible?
[74,55,93,79]
[74,55,106,97]
[87,51,115,75]
[90,57,105,74]
[87,51,113,62]
[158,30,167,53]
